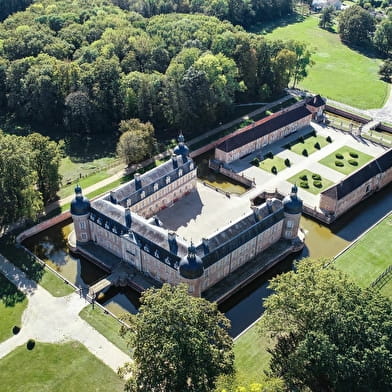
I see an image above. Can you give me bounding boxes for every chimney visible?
[168,231,178,254]
[172,154,178,169]
[251,205,260,221]
[266,198,273,213]
[125,208,132,228]
[110,191,117,204]
[202,238,210,254]
[134,172,141,190]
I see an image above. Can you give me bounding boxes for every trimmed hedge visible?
[271,166,277,174]
[300,174,308,180]
[251,157,260,166]
[335,161,344,167]
[313,180,322,188]
[302,149,308,157]
[326,136,332,143]
[335,153,344,159]
[312,174,321,180]
[300,181,309,188]
[284,158,291,167]
[348,159,358,166]
[349,152,359,158]
[314,142,321,150]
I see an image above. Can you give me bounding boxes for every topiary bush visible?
[349,151,359,158]
[312,174,321,180]
[27,339,35,350]
[271,166,277,174]
[314,142,321,150]
[335,153,344,159]
[335,161,344,167]
[251,157,260,166]
[326,136,332,143]
[300,174,308,180]
[284,158,291,167]
[302,149,308,157]
[348,159,358,166]
[265,151,273,159]
[299,136,305,143]
[313,180,322,188]
[311,130,317,137]
[300,181,309,188]
[13,326,20,335]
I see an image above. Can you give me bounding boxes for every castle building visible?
[70,136,304,297]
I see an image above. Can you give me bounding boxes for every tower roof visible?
[283,185,303,214]
[70,185,91,216]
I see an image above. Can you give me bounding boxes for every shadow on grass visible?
[0,273,26,307]
[250,13,306,34]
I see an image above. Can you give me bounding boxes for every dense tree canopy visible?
[119,284,234,392]
[374,14,392,56]
[0,0,312,137]
[0,0,33,21]
[261,258,392,392]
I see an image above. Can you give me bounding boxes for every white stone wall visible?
[89,221,123,258]
[73,214,91,243]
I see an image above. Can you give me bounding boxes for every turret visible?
[173,132,190,161]
[179,242,204,296]
[70,185,91,243]
[282,185,302,240]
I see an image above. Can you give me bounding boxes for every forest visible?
[0,0,311,140]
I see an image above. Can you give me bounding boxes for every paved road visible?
[0,254,131,373]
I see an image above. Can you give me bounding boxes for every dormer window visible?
[178,168,183,176]
[144,244,150,253]
[127,199,132,207]
[154,249,160,259]
[190,162,194,170]
[166,176,171,185]
[140,190,145,199]
[105,222,110,230]
[153,183,159,192]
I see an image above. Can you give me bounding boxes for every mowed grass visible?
[288,169,334,194]
[0,273,28,343]
[234,324,271,384]
[264,16,389,109]
[289,134,330,155]
[256,155,287,173]
[334,214,392,292]
[79,306,131,355]
[319,146,373,175]
[0,341,125,392]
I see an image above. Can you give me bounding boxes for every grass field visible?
[79,306,131,355]
[319,146,373,175]
[264,16,389,109]
[288,169,334,194]
[334,214,392,292]
[256,155,287,173]
[289,134,330,155]
[0,273,28,343]
[0,341,125,392]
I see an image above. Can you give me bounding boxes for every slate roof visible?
[217,105,312,153]
[306,94,325,108]
[108,155,195,207]
[322,149,392,200]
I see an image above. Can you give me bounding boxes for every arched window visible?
[153,183,159,191]
[140,190,145,199]
[166,176,171,185]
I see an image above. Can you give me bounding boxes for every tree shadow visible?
[250,13,306,34]
[0,273,26,307]
[342,40,381,59]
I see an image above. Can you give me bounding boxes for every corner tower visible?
[179,243,204,296]
[70,185,91,243]
[282,185,302,240]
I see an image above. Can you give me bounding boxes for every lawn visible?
[0,237,74,297]
[79,305,131,355]
[0,273,28,343]
[288,169,334,194]
[334,214,392,293]
[264,16,389,109]
[0,341,125,392]
[289,133,330,155]
[319,146,373,175]
[233,324,271,384]
[255,155,287,174]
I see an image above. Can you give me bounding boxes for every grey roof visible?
[322,149,392,200]
[199,202,285,268]
[216,105,312,153]
[283,185,303,214]
[109,155,195,207]
[306,94,325,108]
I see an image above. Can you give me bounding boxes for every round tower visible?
[178,243,204,296]
[173,132,190,159]
[282,185,303,240]
[70,185,91,243]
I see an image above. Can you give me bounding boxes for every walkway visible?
[0,254,131,373]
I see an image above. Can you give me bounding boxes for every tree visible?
[286,40,314,88]
[116,119,156,165]
[119,284,234,392]
[260,258,392,392]
[319,6,334,30]
[27,133,63,204]
[374,16,392,56]
[338,5,375,45]
[379,59,392,82]
[0,132,43,230]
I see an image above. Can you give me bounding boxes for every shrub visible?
[252,157,260,166]
[302,149,308,157]
[326,136,332,143]
[27,339,35,350]
[313,180,322,188]
[13,326,20,335]
[311,130,316,137]
[267,151,273,159]
[284,158,291,167]
[349,151,359,158]
[335,153,344,159]
[314,142,321,150]
[300,181,309,188]
[312,174,321,180]
[300,174,308,180]
[299,136,305,143]
[335,161,344,167]
[271,166,277,174]
[348,159,358,166]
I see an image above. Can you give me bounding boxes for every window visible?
[178,168,183,177]
[166,176,171,185]
[140,190,145,199]
[81,233,87,240]
[153,183,159,192]
[287,220,294,229]
[79,221,86,230]
[190,162,194,170]
[285,230,292,238]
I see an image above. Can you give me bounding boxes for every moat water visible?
[23,183,392,337]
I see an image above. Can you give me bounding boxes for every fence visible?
[325,104,371,124]
[371,265,392,290]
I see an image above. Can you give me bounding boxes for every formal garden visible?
[251,152,289,174]
[288,169,334,194]
[287,132,331,156]
[0,342,125,392]
[319,146,373,175]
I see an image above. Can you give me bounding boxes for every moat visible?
[23,182,392,337]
